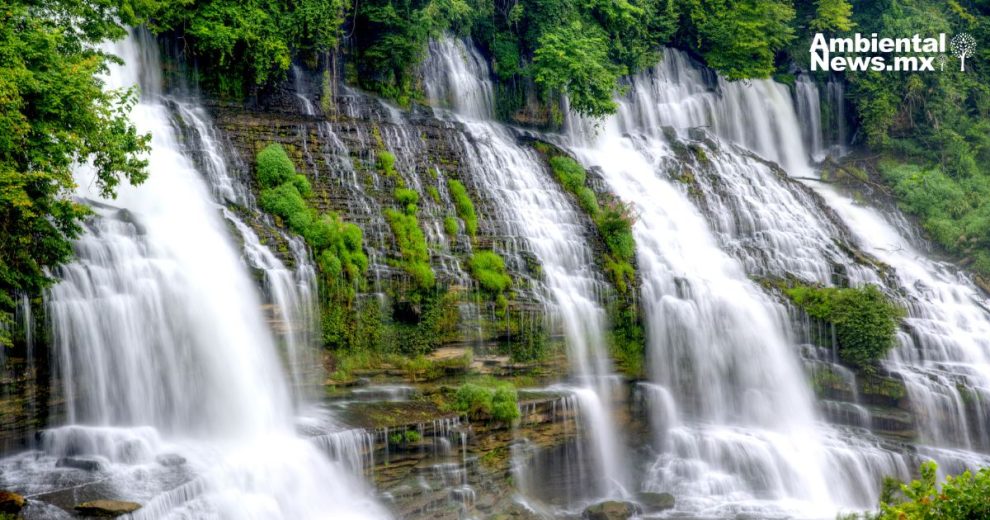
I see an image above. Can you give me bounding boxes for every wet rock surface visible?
[74,499,141,517]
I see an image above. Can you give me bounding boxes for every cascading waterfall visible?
[559,46,990,516]
[171,99,321,401]
[0,31,387,519]
[421,37,629,502]
[559,49,917,517]
[794,81,990,457]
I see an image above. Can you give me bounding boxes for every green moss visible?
[427,185,441,203]
[377,150,397,178]
[453,381,520,424]
[443,215,459,236]
[470,250,512,294]
[535,142,644,376]
[576,186,600,214]
[256,143,296,188]
[447,179,478,237]
[784,284,905,371]
[549,156,587,192]
[385,185,434,291]
[259,183,309,229]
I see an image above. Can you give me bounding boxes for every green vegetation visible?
[388,429,422,446]
[385,186,435,291]
[841,461,990,520]
[537,144,644,376]
[453,381,520,423]
[146,0,349,95]
[0,0,152,346]
[469,250,513,315]
[377,150,397,178]
[447,179,477,237]
[784,284,905,371]
[254,143,370,355]
[443,216,459,236]
[825,1,990,276]
[877,160,990,277]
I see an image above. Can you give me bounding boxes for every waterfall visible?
[0,31,387,519]
[559,47,990,515]
[559,49,896,516]
[795,75,826,161]
[421,37,629,502]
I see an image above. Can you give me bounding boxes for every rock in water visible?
[74,500,141,517]
[637,492,675,512]
[155,453,187,467]
[0,491,26,514]
[56,457,105,472]
[582,500,641,520]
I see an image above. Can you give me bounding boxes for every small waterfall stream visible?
[421,37,630,503]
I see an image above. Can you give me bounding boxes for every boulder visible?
[74,499,141,517]
[637,492,675,512]
[582,500,641,520]
[56,457,105,472]
[155,453,186,467]
[0,491,26,514]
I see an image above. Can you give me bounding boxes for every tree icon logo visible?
[938,54,948,71]
[950,33,976,71]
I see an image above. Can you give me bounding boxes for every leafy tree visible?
[809,0,855,32]
[147,0,350,95]
[680,0,796,80]
[532,20,626,117]
[0,0,151,346]
[843,461,990,519]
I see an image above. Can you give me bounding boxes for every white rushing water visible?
[0,31,387,519]
[422,37,629,503]
[559,47,990,516]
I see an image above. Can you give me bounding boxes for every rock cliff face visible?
[205,72,572,356]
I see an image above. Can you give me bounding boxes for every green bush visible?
[385,208,435,290]
[394,187,419,207]
[841,461,990,520]
[470,250,512,294]
[596,200,636,262]
[427,186,441,203]
[549,156,587,193]
[292,174,312,198]
[256,144,296,188]
[377,150,396,177]
[784,284,905,370]
[453,382,519,423]
[447,179,477,237]
[443,216,459,236]
[259,184,308,228]
[576,186,600,215]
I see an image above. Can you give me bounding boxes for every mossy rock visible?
[74,500,141,517]
[582,500,641,520]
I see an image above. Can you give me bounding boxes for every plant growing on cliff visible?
[453,381,520,423]
[784,284,905,371]
[385,187,435,291]
[447,179,477,237]
[469,250,512,311]
[255,144,366,296]
[1,0,151,346]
